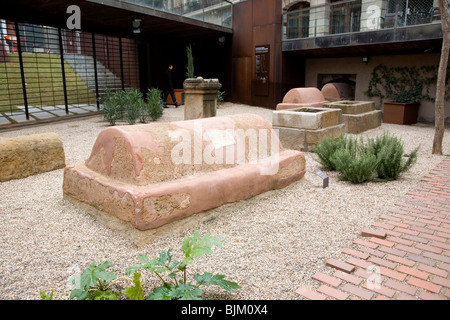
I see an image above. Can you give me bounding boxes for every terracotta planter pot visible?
[166,89,184,105]
[383,102,420,125]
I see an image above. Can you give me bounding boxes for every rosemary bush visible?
[313,132,418,184]
[312,133,348,170]
[367,133,419,181]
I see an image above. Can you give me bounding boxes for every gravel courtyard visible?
[0,102,449,300]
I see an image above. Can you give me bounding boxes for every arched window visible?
[286,1,310,39]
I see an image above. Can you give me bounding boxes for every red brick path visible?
[295,157,450,300]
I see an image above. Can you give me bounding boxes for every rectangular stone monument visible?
[322,100,382,134]
[272,107,344,152]
[183,77,222,120]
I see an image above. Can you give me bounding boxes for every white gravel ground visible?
[0,102,449,300]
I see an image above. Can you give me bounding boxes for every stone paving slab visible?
[6,113,32,123]
[0,115,12,125]
[31,111,58,119]
[0,104,99,125]
[295,157,450,300]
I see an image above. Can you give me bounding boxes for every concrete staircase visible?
[63,54,123,95]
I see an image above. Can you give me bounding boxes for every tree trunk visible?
[433,0,450,155]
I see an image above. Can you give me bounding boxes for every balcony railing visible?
[121,0,233,28]
[283,0,448,40]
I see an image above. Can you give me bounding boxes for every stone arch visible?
[283,0,311,12]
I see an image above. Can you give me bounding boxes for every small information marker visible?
[314,170,329,188]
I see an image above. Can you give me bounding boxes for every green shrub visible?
[312,133,348,170]
[112,89,127,117]
[331,148,378,184]
[123,88,144,125]
[100,88,122,126]
[100,88,164,125]
[313,132,418,184]
[146,88,164,121]
[217,91,225,106]
[137,98,147,123]
[326,135,377,183]
[367,133,419,181]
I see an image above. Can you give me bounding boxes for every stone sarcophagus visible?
[63,114,306,231]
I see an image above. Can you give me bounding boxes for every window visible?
[330,0,361,34]
[286,2,310,39]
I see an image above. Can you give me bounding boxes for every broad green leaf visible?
[69,261,116,300]
[126,255,156,275]
[147,282,202,300]
[194,272,241,292]
[172,282,203,300]
[138,255,150,264]
[127,251,181,282]
[146,286,173,300]
[123,273,145,300]
[39,290,54,300]
[180,231,224,269]
[87,289,118,300]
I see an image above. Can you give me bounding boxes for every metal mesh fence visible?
[283,0,447,40]
[0,20,140,126]
[383,0,438,27]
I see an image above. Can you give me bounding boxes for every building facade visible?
[229,0,449,123]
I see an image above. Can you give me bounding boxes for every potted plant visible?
[365,65,423,125]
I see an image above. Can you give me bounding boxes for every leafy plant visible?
[137,98,148,123]
[39,231,240,300]
[126,231,240,300]
[99,88,122,126]
[69,261,118,300]
[99,87,164,125]
[145,88,164,121]
[366,133,419,181]
[312,133,348,170]
[123,88,144,125]
[313,132,419,184]
[186,44,195,78]
[217,90,225,106]
[365,64,450,107]
[365,65,423,104]
[331,146,378,184]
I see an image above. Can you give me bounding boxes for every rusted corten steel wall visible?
[231,0,285,109]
